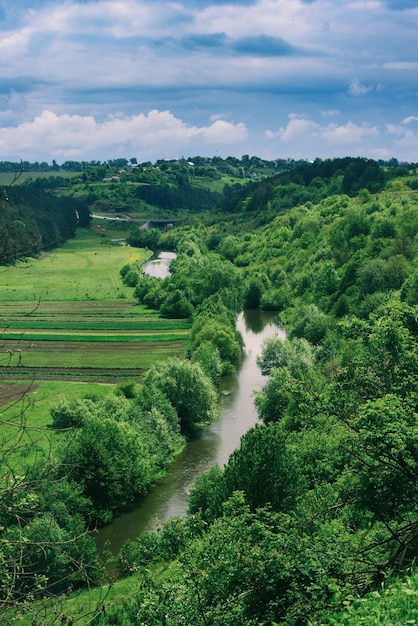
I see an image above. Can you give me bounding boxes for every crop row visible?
[2,331,189,342]
[5,320,191,331]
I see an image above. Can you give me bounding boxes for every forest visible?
[0,155,417,624]
[0,186,90,263]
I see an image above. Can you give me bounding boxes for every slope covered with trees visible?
[0,186,90,263]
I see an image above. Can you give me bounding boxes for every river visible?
[96,254,284,554]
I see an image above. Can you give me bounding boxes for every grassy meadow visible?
[0,170,79,186]
[0,227,148,301]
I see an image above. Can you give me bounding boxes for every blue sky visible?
[0,0,417,163]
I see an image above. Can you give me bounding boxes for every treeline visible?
[12,155,415,220]
[0,155,410,175]
[0,155,287,175]
[219,156,416,215]
[0,187,90,263]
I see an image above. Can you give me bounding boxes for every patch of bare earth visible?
[0,381,39,408]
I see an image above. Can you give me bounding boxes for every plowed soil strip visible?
[1,368,143,384]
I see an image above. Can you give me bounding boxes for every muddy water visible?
[97,309,284,555]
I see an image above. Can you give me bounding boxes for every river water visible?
[141,251,177,278]
[96,254,284,554]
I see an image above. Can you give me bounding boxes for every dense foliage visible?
[0,408,102,612]
[134,182,221,213]
[53,360,219,525]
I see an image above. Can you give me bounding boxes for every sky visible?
[0,0,417,164]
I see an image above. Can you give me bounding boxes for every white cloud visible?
[321,121,379,144]
[348,78,372,97]
[384,118,418,153]
[321,109,340,117]
[272,115,320,142]
[197,119,247,143]
[391,128,418,151]
[385,123,404,135]
[266,115,379,147]
[402,115,418,124]
[0,0,417,162]
[0,109,248,162]
[18,1,178,39]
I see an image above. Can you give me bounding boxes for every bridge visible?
[139,218,183,231]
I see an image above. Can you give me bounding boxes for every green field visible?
[0,170,79,186]
[0,227,191,384]
[0,227,148,301]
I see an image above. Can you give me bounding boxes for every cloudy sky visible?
[0,0,417,164]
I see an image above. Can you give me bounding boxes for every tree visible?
[62,416,152,523]
[141,358,220,434]
[128,227,162,250]
[346,394,418,524]
[191,341,223,386]
[243,273,271,309]
[192,319,241,365]
[160,288,194,318]
[190,256,244,310]
[222,425,306,513]
[290,304,330,345]
[256,336,316,376]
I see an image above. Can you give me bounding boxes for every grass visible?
[11,561,181,625]
[1,339,186,370]
[2,331,189,341]
[0,380,112,429]
[0,171,79,186]
[9,572,145,625]
[321,567,418,625]
[16,561,418,625]
[0,228,148,302]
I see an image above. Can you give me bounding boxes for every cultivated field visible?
[0,227,190,385]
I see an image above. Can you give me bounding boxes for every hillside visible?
[1,155,289,219]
